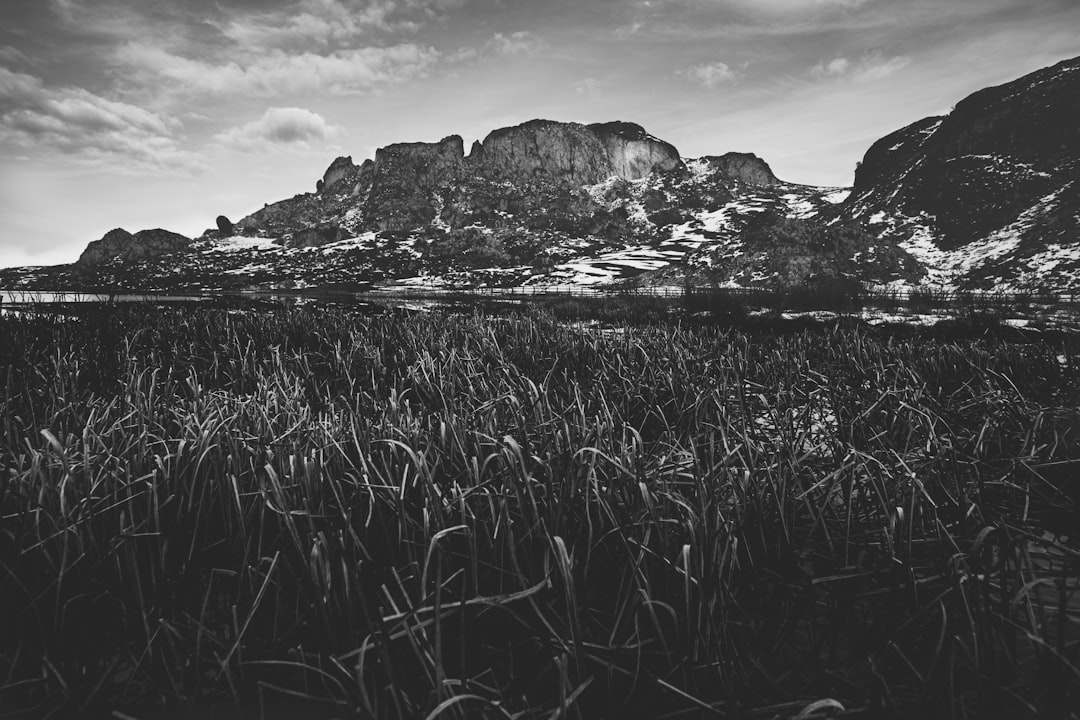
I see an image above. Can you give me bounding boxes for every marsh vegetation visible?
[1,305,1078,718]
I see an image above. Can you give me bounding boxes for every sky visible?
[1,0,1079,268]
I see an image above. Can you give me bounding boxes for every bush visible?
[775,278,863,313]
[682,286,748,322]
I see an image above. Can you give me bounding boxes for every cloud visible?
[811,53,911,81]
[485,31,547,56]
[216,0,409,50]
[682,61,740,88]
[712,0,872,13]
[0,46,38,69]
[213,107,340,150]
[811,57,851,77]
[116,42,441,96]
[213,0,470,50]
[0,67,200,172]
[617,0,879,38]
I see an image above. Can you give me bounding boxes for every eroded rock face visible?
[351,159,375,196]
[236,120,688,237]
[374,136,465,191]
[77,228,191,267]
[588,122,683,180]
[320,156,360,193]
[470,120,614,187]
[704,153,780,186]
[366,136,466,230]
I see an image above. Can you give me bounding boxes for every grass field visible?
[1,304,1079,719]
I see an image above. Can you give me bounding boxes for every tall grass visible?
[1,306,1078,719]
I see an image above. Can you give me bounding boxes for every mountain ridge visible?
[3,56,1079,293]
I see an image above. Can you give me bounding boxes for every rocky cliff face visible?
[238,121,690,238]
[366,135,466,231]
[587,122,683,180]
[76,228,192,268]
[840,55,1080,289]
[704,153,780,187]
[466,120,683,187]
[468,120,614,187]
[320,156,359,193]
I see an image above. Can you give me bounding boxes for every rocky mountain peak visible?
[467,118,683,187]
[470,119,614,187]
[320,156,360,193]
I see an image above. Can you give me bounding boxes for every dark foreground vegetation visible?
[1,305,1079,719]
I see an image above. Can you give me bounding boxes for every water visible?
[2,291,209,304]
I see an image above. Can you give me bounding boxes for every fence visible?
[4,286,1080,308]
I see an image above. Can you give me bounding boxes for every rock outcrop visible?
[588,122,683,180]
[469,120,614,187]
[320,156,360,193]
[704,153,780,186]
[352,159,375,196]
[366,135,466,231]
[236,120,688,236]
[76,228,192,268]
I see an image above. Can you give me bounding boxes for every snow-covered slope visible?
[837,56,1080,291]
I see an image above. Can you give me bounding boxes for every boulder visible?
[216,215,234,235]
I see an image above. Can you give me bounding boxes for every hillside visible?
[838,55,1080,291]
[1,56,1078,293]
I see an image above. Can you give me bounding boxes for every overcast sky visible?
[1,0,1078,267]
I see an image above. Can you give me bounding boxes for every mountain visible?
[1,56,1077,293]
[837,55,1080,291]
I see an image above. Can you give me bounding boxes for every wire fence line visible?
[3,286,1080,306]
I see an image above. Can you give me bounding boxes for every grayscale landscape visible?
[1,1,1078,718]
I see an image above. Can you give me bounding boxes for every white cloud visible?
[811,57,852,77]
[116,43,441,96]
[726,0,871,10]
[852,54,911,81]
[217,0,407,50]
[214,0,470,50]
[682,61,740,88]
[0,67,200,172]
[485,31,547,56]
[213,107,341,150]
[811,53,911,81]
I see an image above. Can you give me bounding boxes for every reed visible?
[1,305,1077,719]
